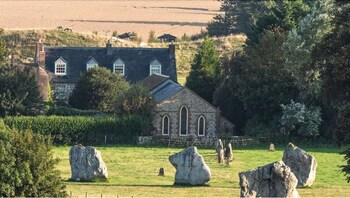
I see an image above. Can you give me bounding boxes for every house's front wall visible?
[153,88,218,138]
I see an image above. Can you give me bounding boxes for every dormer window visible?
[55,57,67,75]
[113,58,125,75]
[86,58,98,70]
[150,59,161,75]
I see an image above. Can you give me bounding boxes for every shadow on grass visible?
[63,182,223,188]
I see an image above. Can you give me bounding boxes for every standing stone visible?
[239,161,299,198]
[226,143,233,161]
[169,146,211,185]
[215,139,223,154]
[218,149,224,163]
[269,143,275,151]
[69,145,108,181]
[282,143,317,187]
[158,167,165,176]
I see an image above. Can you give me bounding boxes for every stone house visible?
[35,40,176,101]
[143,74,235,139]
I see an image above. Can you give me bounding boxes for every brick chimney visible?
[169,42,175,58]
[35,39,45,69]
[106,40,113,55]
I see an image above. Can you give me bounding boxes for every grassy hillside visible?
[2,30,246,84]
[54,145,349,197]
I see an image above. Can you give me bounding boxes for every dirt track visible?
[0,0,220,39]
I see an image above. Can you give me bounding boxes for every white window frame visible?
[149,59,162,75]
[86,58,98,71]
[179,106,188,136]
[197,115,206,136]
[55,58,67,75]
[113,58,125,75]
[162,115,170,135]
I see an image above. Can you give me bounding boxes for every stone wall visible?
[153,87,218,138]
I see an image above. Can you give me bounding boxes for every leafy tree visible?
[340,147,350,183]
[0,126,66,197]
[0,66,42,117]
[283,0,333,104]
[241,28,299,119]
[115,83,155,118]
[185,37,220,103]
[247,0,311,44]
[0,28,7,66]
[69,67,130,112]
[280,100,322,137]
[207,0,271,36]
[312,0,350,144]
[147,30,158,43]
[213,52,246,134]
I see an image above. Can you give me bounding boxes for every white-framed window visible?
[162,115,170,135]
[197,115,206,136]
[149,59,161,75]
[179,106,188,136]
[55,57,67,75]
[113,58,125,75]
[86,58,98,70]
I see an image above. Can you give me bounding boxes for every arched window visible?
[179,106,188,136]
[55,57,67,75]
[162,115,170,135]
[149,58,161,75]
[113,58,125,75]
[86,57,98,70]
[197,115,205,136]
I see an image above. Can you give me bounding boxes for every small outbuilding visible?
[158,34,177,43]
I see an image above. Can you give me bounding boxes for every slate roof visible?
[142,74,170,91]
[158,34,177,40]
[44,45,177,84]
[150,79,182,103]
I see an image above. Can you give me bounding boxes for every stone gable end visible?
[153,87,219,138]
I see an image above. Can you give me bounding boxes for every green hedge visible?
[3,115,149,145]
[46,106,103,116]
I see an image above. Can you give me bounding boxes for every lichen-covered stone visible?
[239,161,299,198]
[169,146,211,185]
[282,143,317,187]
[69,145,108,181]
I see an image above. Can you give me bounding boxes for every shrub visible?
[115,83,155,118]
[3,115,149,145]
[0,126,66,197]
[340,147,350,183]
[280,100,322,137]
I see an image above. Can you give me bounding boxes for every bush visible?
[115,83,155,118]
[3,115,150,145]
[280,100,322,137]
[0,126,66,197]
[340,147,350,183]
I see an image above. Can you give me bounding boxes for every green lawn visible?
[53,145,350,197]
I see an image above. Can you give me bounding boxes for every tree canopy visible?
[69,67,130,112]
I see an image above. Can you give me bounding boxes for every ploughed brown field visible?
[0,0,220,39]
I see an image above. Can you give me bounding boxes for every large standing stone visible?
[239,161,299,198]
[69,145,108,181]
[282,143,317,187]
[169,146,211,185]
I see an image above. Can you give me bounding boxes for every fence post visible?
[85,192,88,198]
[104,135,107,144]
[70,191,72,198]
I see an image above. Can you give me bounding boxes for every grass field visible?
[53,145,350,197]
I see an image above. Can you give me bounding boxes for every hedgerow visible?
[3,115,149,145]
